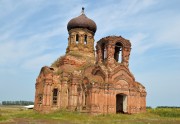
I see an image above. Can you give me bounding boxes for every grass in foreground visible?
[0,106,180,124]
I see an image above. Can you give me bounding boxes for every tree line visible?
[156,106,180,108]
[147,106,180,109]
[1,101,34,105]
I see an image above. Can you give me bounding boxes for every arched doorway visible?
[116,94,127,113]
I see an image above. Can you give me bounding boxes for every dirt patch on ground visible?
[1,118,180,124]
[0,118,74,124]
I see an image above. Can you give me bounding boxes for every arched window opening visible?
[84,35,87,44]
[52,88,58,105]
[76,34,79,44]
[101,43,107,61]
[114,42,122,62]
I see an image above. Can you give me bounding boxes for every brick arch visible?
[114,79,129,89]
[111,69,134,86]
[112,67,135,82]
[111,36,131,48]
[112,40,130,48]
[92,67,106,80]
[97,36,131,48]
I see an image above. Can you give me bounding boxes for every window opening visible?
[38,94,42,104]
[114,42,122,62]
[76,34,79,44]
[85,92,87,106]
[102,43,107,61]
[84,35,87,44]
[53,88,58,105]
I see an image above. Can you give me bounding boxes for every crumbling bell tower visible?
[96,36,131,68]
[91,36,146,113]
[34,8,146,114]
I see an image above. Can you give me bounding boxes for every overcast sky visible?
[0,0,180,107]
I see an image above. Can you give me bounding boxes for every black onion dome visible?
[67,8,97,33]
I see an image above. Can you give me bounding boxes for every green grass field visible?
[0,106,180,124]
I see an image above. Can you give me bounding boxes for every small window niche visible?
[52,88,58,105]
[114,42,122,62]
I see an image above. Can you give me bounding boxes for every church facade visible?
[34,8,146,114]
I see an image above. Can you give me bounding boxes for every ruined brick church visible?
[34,8,146,114]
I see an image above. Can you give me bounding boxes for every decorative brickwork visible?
[34,8,146,114]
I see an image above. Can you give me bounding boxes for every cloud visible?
[94,0,180,55]
[21,53,58,70]
[129,33,153,54]
[0,0,70,69]
[121,0,157,16]
[0,27,65,66]
[0,0,180,107]
[88,0,159,40]
[156,17,180,46]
